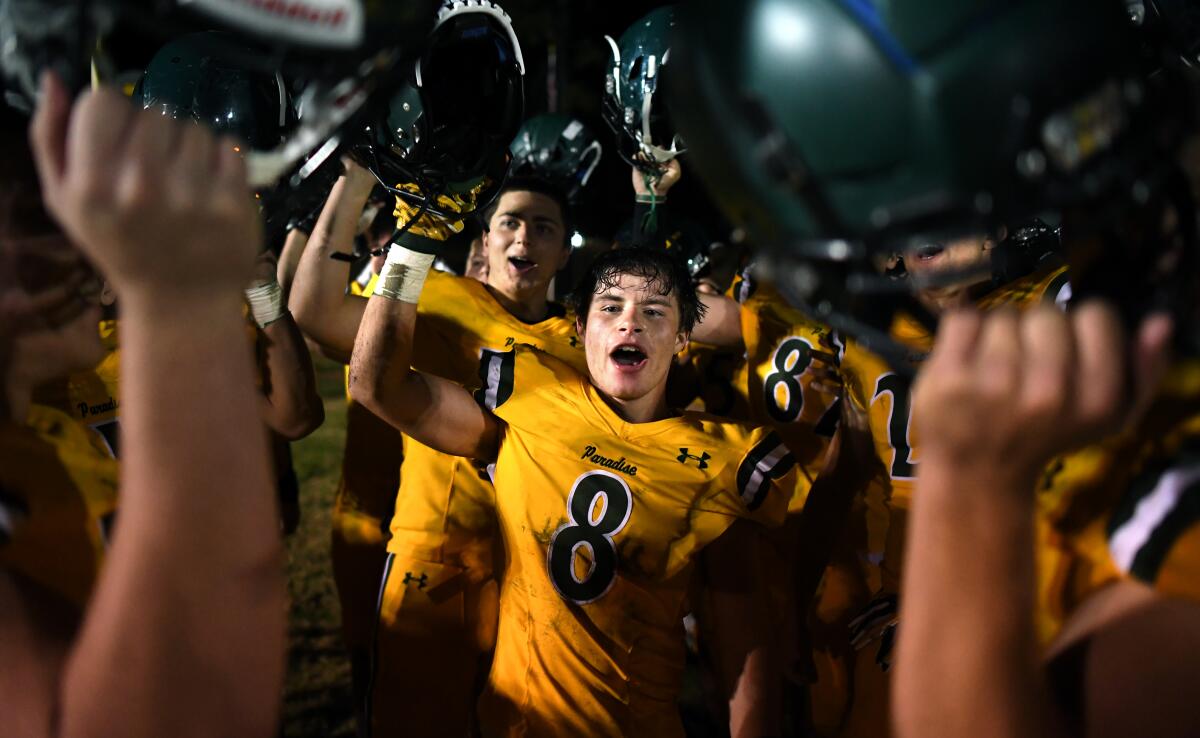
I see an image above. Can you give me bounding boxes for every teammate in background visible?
[352,242,804,738]
[464,236,489,281]
[287,159,407,725]
[292,157,584,735]
[291,3,529,729]
[0,73,284,737]
[134,33,324,444]
[672,1,1200,736]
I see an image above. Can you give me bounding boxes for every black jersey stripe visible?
[473,348,516,411]
[1108,455,1200,584]
[1128,479,1200,585]
[736,431,797,511]
[363,552,397,737]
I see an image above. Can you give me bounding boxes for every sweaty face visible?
[483,190,569,298]
[903,233,996,314]
[6,237,106,381]
[578,273,688,406]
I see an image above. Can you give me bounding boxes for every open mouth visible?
[610,344,648,369]
[508,255,537,274]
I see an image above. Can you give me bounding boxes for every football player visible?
[1,73,284,736]
[672,0,1200,736]
[288,4,539,731]
[351,241,808,737]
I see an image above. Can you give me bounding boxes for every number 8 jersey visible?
[476,345,799,738]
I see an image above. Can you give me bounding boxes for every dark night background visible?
[106,1,728,283]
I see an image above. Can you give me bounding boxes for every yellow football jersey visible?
[0,405,118,609]
[1033,360,1200,642]
[337,268,402,543]
[737,269,842,500]
[840,262,1071,594]
[33,319,121,457]
[387,270,587,567]
[476,346,797,738]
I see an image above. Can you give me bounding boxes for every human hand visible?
[912,302,1172,488]
[632,157,681,199]
[29,72,260,301]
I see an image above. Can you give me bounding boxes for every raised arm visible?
[247,251,324,439]
[349,238,501,462]
[895,304,1178,738]
[15,74,285,737]
[288,159,375,359]
[690,292,744,347]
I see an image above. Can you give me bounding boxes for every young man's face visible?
[483,190,570,298]
[8,235,106,383]
[465,236,488,282]
[577,272,688,404]
[902,233,996,314]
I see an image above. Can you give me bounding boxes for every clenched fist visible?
[911,302,1173,490]
[28,72,261,301]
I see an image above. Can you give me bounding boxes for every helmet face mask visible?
[602,5,685,172]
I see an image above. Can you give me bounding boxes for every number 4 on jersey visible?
[547,470,633,604]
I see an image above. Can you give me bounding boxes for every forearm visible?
[288,174,373,354]
[895,462,1058,738]
[276,229,308,296]
[62,290,284,738]
[257,313,324,439]
[349,293,421,427]
[349,250,498,460]
[691,293,744,348]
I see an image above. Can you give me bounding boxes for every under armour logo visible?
[402,572,428,589]
[677,448,711,470]
[569,336,580,348]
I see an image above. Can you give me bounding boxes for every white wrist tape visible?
[245,280,285,328]
[374,246,435,303]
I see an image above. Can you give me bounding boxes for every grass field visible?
[283,357,357,737]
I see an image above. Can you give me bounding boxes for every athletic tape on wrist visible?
[245,280,285,328]
[375,246,436,303]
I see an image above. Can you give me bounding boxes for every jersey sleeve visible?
[475,344,580,422]
[1108,450,1200,602]
[713,427,797,529]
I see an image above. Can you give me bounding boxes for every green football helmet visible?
[355,0,525,222]
[671,0,1194,364]
[509,113,603,201]
[602,5,685,172]
[135,32,295,151]
[0,0,440,190]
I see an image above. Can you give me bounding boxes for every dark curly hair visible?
[570,247,706,333]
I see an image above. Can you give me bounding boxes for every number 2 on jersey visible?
[547,470,633,604]
[873,373,916,479]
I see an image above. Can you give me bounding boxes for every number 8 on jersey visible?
[547,471,633,604]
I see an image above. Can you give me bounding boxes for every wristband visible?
[374,245,435,303]
[245,280,285,328]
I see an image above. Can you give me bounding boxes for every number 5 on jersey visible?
[547,471,633,604]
